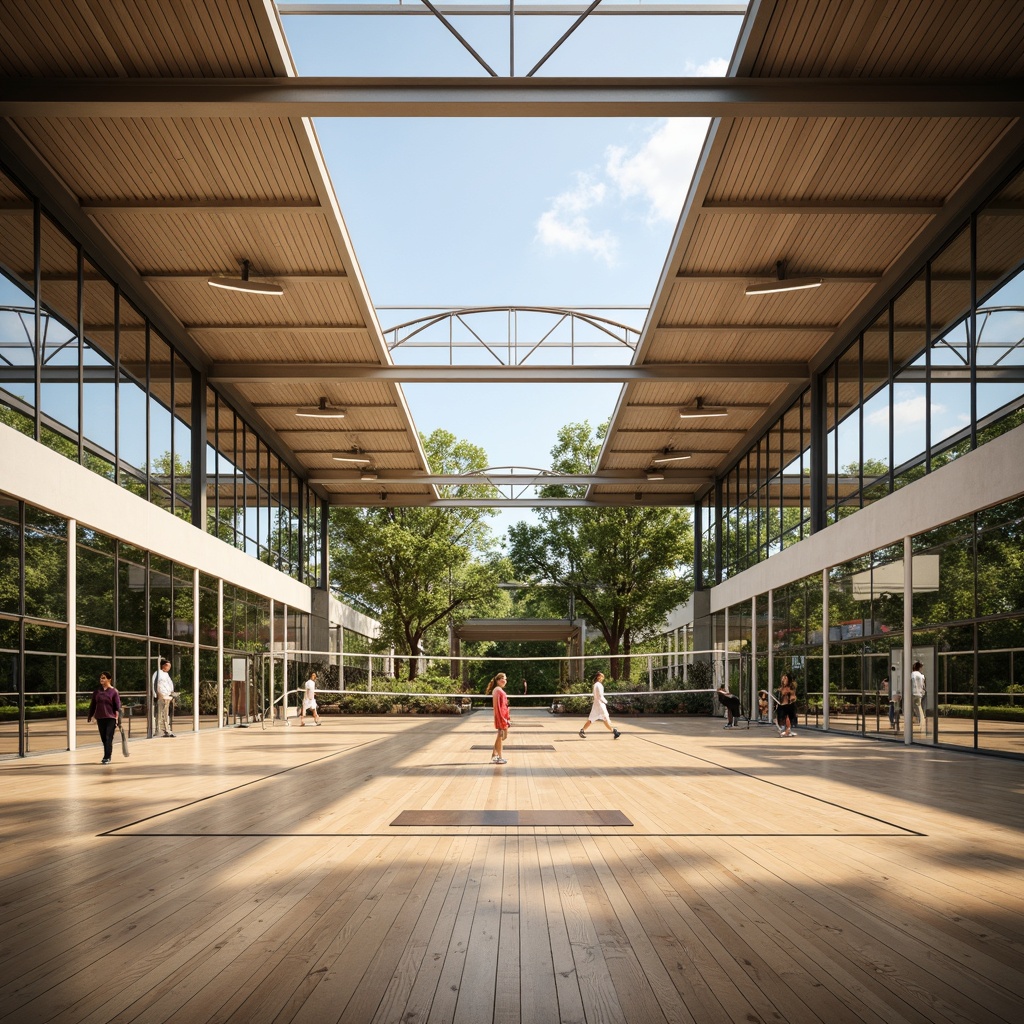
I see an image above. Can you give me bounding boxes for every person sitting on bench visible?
[716,685,742,729]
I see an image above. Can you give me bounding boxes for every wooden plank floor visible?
[1,709,1022,1024]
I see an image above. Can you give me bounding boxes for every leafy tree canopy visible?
[329,429,512,678]
[507,420,693,679]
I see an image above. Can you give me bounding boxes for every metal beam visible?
[328,495,700,507]
[674,271,878,283]
[189,323,367,332]
[208,361,809,383]
[81,198,322,211]
[141,271,346,281]
[306,470,713,485]
[278,4,749,15]
[700,199,944,214]
[2,77,1021,118]
[654,322,836,332]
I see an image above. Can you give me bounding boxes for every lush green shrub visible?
[0,702,77,721]
[334,691,462,715]
[938,704,1024,721]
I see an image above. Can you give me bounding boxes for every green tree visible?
[329,429,511,679]
[507,420,693,681]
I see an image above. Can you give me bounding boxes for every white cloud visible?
[535,173,618,265]
[864,393,966,430]
[867,395,955,430]
[534,57,728,260]
[604,58,728,224]
[605,119,710,223]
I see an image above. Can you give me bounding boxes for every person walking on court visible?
[910,661,926,730]
[579,671,621,739]
[152,658,175,737]
[716,684,742,728]
[87,670,121,765]
[777,672,798,736]
[487,672,510,764]
[300,670,321,726]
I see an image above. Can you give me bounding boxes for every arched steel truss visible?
[380,305,642,366]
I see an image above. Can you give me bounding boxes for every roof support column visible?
[810,370,828,534]
[320,497,330,591]
[693,499,703,591]
[297,485,306,587]
[713,479,723,584]
[190,369,208,531]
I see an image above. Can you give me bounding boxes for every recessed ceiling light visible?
[745,258,821,296]
[679,397,728,419]
[208,259,283,297]
[295,397,346,419]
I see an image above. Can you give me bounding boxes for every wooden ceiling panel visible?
[0,1,279,78]
[602,3,1019,499]
[13,118,317,204]
[708,118,1013,204]
[1,0,429,491]
[245,379,402,409]
[189,329,380,365]
[752,0,1024,78]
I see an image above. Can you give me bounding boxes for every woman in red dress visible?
[486,672,510,765]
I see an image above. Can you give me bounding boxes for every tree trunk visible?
[609,639,621,681]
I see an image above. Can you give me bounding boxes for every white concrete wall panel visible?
[1,422,311,612]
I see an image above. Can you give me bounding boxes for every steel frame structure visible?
[2,77,1022,118]
[382,306,640,365]
[278,2,749,79]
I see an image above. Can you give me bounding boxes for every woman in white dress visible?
[578,671,621,740]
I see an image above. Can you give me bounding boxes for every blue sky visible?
[281,5,744,539]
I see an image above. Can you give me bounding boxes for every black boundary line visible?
[98,738,379,837]
[633,731,926,837]
[99,831,912,839]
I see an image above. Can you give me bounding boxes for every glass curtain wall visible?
[0,491,294,757]
[717,391,811,581]
[0,161,321,588]
[821,168,1024,520]
[703,162,1024,582]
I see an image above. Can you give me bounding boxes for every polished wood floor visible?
[1,710,1022,1024]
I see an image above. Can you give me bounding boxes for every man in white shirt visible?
[910,661,926,730]
[152,658,175,737]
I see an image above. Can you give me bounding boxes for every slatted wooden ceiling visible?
[597,0,1024,505]
[0,0,432,503]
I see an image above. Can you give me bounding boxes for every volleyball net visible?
[249,646,752,725]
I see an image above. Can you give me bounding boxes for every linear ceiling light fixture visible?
[295,397,346,419]
[745,259,822,296]
[208,259,283,296]
[645,470,666,482]
[332,448,371,463]
[360,468,379,481]
[679,397,729,419]
[651,448,693,464]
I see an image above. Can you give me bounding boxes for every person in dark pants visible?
[777,672,798,737]
[716,685,742,728]
[87,670,121,765]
